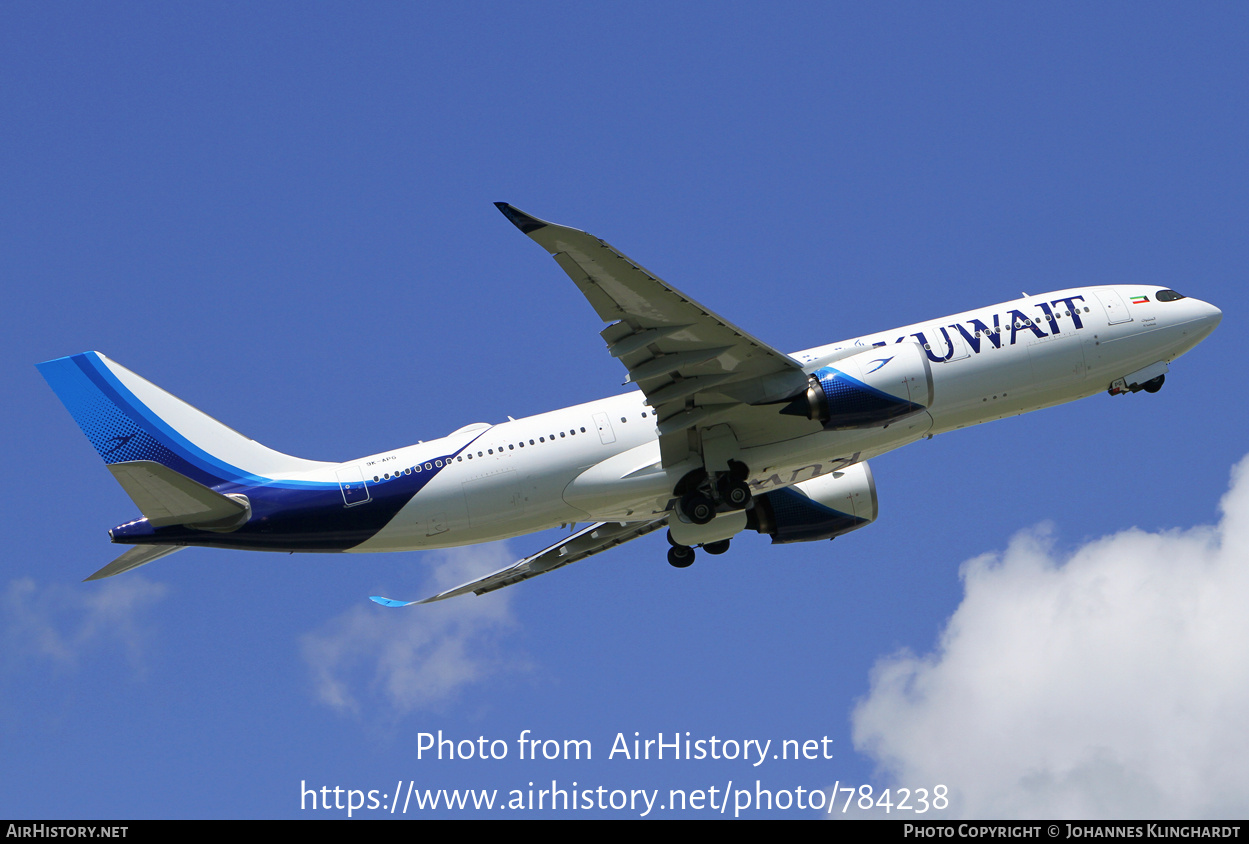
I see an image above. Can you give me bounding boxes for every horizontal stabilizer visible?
[107,460,249,528]
[86,545,183,581]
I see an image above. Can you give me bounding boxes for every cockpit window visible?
[1156,289,1186,302]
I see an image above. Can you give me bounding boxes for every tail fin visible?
[37,352,326,489]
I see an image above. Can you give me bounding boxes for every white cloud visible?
[301,543,524,717]
[852,455,1249,819]
[1,575,167,671]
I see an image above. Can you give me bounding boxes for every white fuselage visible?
[332,285,1219,552]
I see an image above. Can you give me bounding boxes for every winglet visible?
[369,595,418,608]
[494,202,549,234]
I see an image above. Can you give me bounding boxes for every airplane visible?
[37,203,1222,605]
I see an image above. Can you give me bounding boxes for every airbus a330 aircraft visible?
[39,204,1221,604]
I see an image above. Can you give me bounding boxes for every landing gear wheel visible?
[703,539,730,556]
[681,491,716,525]
[668,545,695,568]
[1142,375,1165,393]
[718,476,752,510]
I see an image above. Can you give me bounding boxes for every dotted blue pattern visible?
[817,370,887,417]
[41,362,181,466]
[813,365,921,428]
[38,353,231,487]
[767,487,865,544]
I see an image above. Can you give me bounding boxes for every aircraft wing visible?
[496,204,816,465]
[371,518,667,605]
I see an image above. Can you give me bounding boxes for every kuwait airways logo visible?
[866,357,893,373]
[102,433,138,456]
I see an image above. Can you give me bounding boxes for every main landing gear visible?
[667,542,695,568]
[675,461,752,525]
[678,491,716,525]
[666,529,729,568]
[668,460,752,568]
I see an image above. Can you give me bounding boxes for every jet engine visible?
[747,462,878,543]
[782,343,933,429]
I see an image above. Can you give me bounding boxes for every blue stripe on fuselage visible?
[113,437,484,552]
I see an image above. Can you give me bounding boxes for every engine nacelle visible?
[782,343,933,430]
[747,462,878,544]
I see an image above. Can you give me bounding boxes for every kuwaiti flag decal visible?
[1130,295,1150,304]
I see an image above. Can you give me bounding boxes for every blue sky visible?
[3,3,1247,819]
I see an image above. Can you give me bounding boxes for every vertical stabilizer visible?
[37,352,328,488]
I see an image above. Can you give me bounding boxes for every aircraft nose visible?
[1188,297,1222,343]
[1197,298,1222,329]
[1206,301,1222,326]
